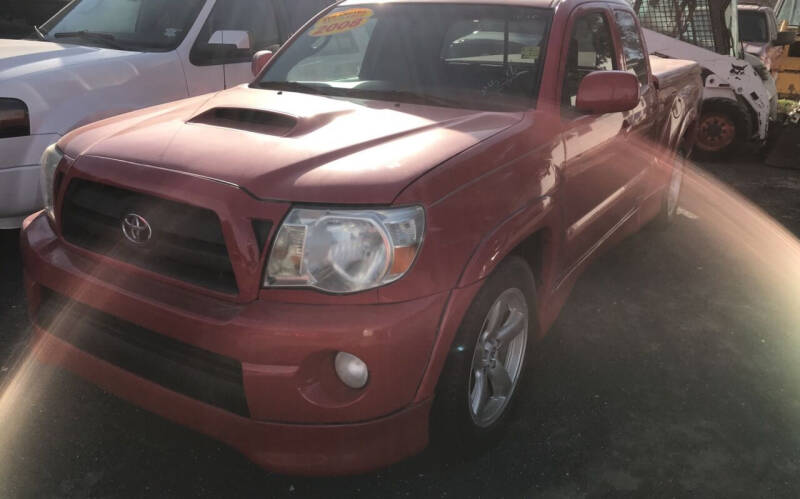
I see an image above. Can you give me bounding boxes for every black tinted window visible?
[739,11,769,43]
[615,11,648,85]
[562,12,616,109]
[191,0,281,65]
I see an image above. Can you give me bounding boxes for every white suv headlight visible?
[266,206,425,293]
[40,143,63,222]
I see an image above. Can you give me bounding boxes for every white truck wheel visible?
[695,98,754,159]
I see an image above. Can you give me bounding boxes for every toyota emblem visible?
[121,213,152,245]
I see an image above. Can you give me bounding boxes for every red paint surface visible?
[21,0,703,475]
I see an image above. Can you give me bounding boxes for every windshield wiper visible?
[257,81,328,95]
[53,30,125,50]
[256,83,464,108]
[349,89,463,108]
[33,25,46,41]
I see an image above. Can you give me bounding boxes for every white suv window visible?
[191,0,281,65]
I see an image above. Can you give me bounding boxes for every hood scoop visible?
[188,107,297,137]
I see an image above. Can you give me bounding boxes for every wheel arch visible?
[456,195,557,293]
[414,199,559,403]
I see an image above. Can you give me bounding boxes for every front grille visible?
[61,179,238,294]
[35,288,250,417]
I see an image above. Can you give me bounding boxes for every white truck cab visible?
[632,0,781,157]
[738,3,794,75]
[0,0,332,229]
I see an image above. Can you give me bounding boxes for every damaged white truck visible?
[630,0,783,157]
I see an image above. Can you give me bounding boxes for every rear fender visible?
[677,105,699,152]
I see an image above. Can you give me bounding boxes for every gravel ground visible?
[1,156,800,498]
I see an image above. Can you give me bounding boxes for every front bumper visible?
[21,212,447,475]
[0,134,60,229]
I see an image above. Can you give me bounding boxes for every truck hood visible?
[0,39,135,80]
[61,86,523,204]
[0,39,187,135]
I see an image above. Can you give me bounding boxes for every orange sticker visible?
[309,8,373,37]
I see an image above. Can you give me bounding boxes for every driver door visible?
[559,7,640,270]
[186,0,284,93]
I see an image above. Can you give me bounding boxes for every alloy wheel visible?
[467,287,529,428]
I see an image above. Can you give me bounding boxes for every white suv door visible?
[188,0,283,89]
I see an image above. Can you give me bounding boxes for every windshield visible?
[258,3,552,111]
[777,0,800,26]
[739,10,768,42]
[38,0,205,52]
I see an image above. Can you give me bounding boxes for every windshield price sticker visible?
[309,8,373,37]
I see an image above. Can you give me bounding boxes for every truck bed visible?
[649,55,701,90]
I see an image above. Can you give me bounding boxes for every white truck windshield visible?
[777,0,800,26]
[39,0,205,51]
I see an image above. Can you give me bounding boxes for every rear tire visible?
[694,98,753,159]
[431,256,537,456]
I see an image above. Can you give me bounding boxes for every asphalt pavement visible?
[1,157,800,498]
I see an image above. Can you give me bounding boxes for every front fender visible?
[414,194,561,403]
[457,195,556,288]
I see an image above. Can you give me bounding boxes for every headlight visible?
[266,206,425,293]
[0,98,30,139]
[40,143,63,222]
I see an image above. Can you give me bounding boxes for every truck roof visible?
[649,55,700,89]
[340,0,560,10]
[340,0,635,11]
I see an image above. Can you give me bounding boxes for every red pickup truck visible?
[21,0,701,476]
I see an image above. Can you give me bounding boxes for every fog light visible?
[334,352,369,389]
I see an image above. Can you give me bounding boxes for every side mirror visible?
[576,71,640,114]
[773,31,797,46]
[208,30,251,50]
[251,50,274,76]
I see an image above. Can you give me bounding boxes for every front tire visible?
[431,256,537,454]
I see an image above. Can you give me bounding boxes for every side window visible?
[614,11,648,85]
[191,0,281,66]
[562,12,616,110]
